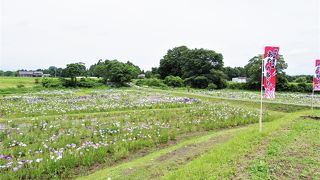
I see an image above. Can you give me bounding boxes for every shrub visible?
[34,78,40,84]
[135,78,167,88]
[207,83,218,90]
[42,78,63,88]
[226,81,313,93]
[77,78,103,88]
[227,82,248,90]
[16,84,25,88]
[164,75,184,87]
[184,76,209,89]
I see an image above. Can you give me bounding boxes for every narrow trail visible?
[78,126,246,180]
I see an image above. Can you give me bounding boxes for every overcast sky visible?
[1,0,319,75]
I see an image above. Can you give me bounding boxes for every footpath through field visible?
[80,110,319,179]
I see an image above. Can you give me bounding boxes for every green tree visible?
[103,60,138,85]
[158,46,189,78]
[181,48,223,78]
[224,66,247,80]
[4,71,15,76]
[294,77,307,83]
[158,46,225,89]
[244,54,288,90]
[206,69,228,89]
[63,62,86,85]
[46,66,58,77]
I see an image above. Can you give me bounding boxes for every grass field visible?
[0,77,41,89]
[0,77,319,179]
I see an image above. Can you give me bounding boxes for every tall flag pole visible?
[313,59,320,111]
[259,55,264,132]
[260,46,280,132]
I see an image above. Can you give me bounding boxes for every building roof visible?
[18,71,43,75]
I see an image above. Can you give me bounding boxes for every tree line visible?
[0,45,314,92]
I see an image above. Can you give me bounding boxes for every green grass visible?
[0,77,41,89]
[248,117,320,179]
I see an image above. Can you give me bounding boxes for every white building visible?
[232,77,248,83]
[138,74,146,79]
[18,71,43,77]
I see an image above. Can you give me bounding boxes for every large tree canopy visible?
[63,62,87,84]
[158,46,188,78]
[90,59,140,85]
[158,46,226,89]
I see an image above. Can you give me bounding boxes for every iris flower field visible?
[0,88,319,179]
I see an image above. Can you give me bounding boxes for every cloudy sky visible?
[1,0,319,75]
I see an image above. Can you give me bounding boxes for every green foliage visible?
[223,66,247,80]
[42,78,63,88]
[1,71,16,76]
[244,54,288,90]
[0,86,45,95]
[158,46,225,89]
[287,75,313,83]
[286,83,313,92]
[63,63,87,85]
[16,84,25,88]
[207,83,218,90]
[227,81,313,93]
[207,69,228,89]
[294,76,308,83]
[158,46,188,78]
[164,76,184,87]
[77,78,104,88]
[136,78,167,88]
[89,60,140,85]
[184,76,209,88]
[105,60,140,85]
[249,160,270,179]
[227,82,249,90]
[34,78,40,84]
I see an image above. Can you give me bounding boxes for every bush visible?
[184,76,209,89]
[207,83,218,90]
[286,83,313,93]
[135,78,167,88]
[42,78,63,88]
[227,82,248,90]
[16,84,25,88]
[77,78,103,88]
[164,76,184,87]
[226,81,313,93]
[34,78,40,84]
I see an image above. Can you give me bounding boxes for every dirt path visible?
[79,126,245,180]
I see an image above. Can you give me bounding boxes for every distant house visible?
[232,77,248,83]
[138,74,146,79]
[18,71,43,77]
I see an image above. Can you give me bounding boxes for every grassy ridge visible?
[248,117,320,179]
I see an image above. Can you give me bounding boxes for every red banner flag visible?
[263,46,279,99]
[314,60,320,91]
